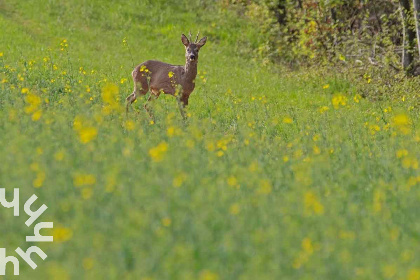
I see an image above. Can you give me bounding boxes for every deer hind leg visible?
[126,70,149,113]
[144,89,160,120]
[125,84,138,113]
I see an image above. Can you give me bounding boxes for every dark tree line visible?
[226,0,420,74]
[400,0,419,72]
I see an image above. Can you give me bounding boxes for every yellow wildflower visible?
[319,106,329,114]
[199,270,219,280]
[83,258,95,271]
[149,142,168,162]
[283,117,293,124]
[373,190,385,213]
[173,172,187,188]
[81,188,93,200]
[402,157,418,169]
[256,179,272,195]
[186,139,195,148]
[392,114,411,135]
[73,174,96,187]
[101,83,121,114]
[206,142,215,152]
[302,238,314,254]
[53,226,73,242]
[79,127,98,143]
[248,162,258,172]
[31,110,42,121]
[396,149,409,158]
[332,94,347,109]
[24,93,42,114]
[47,263,70,280]
[105,172,118,193]
[293,237,315,269]
[304,191,324,215]
[167,126,181,137]
[124,120,135,131]
[161,217,171,227]
[407,269,420,280]
[140,65,149,72]
[227,176,238,187]
[229,203,240,215]
[33,171,46,188]
[54,150,65,162]
[339,230,355,240]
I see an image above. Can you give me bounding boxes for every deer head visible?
[181,31,207,62]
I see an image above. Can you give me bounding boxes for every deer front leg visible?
[177,99,186,120]
[177,94,189,120]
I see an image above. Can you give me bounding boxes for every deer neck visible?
[183,60,198,85]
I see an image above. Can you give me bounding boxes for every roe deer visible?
[126,32,207,118]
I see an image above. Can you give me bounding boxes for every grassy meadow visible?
[1,0,420,279]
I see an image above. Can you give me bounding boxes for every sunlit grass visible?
[0,0,420,279]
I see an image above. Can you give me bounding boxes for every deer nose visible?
[190,55,196,60]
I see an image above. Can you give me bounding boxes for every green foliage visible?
[225,0,409,68]
[1,0,420,279]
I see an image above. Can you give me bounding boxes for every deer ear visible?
[197,36,207,48]
[181,34,190,47]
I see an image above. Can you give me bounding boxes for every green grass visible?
[1,1,420,279]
